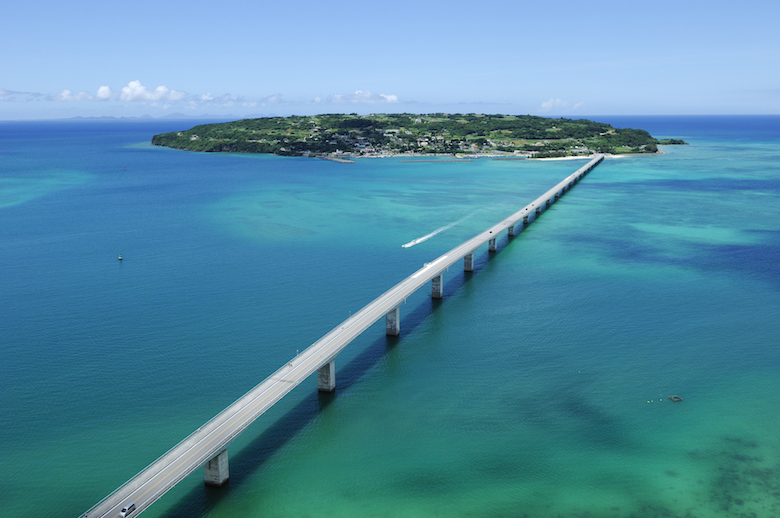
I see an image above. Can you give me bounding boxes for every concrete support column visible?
[386,306,400,336]
[535,207,541,216]
[545,199,551,207]
[318,360,335,392]
[464,253,474,272]
[431,274,443,299]
[204,449,229,486]
[522,215,529,226]
[507,225,515,237]
[489,238,497,252]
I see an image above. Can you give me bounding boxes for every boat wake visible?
[402,211,480,248]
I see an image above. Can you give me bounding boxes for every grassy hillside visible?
[152,113,685,158]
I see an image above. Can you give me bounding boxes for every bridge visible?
[81,154,604,518]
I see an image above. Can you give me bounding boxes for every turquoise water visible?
[1,117,779,518]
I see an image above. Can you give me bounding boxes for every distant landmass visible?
[65,113,238,121]
[151,113,687,159]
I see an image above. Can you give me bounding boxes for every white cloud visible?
[119,80,186,102]
[262,93,283,104]
[190,92,240,107]
[53,89,94,102]
[2,88,46,102]
[96,86,113,101]
[539,98,584,112]
[211,93,234,105]
[322,90,400,104]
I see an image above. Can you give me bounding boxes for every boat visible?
[118,253,123,261]
[668,395,683,402]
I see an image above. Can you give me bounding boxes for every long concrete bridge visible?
[81,154,603,518]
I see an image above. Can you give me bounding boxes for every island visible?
[151,113,687,159]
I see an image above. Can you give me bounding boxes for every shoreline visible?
[318,156,355,164]
[399,159,473,163]
[318,149,666,162]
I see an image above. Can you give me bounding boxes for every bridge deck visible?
[83,154,603,518]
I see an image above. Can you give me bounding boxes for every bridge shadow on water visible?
[157,236,520,517]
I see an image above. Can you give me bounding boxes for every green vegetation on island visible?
[151,113,687,158]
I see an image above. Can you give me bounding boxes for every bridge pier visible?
[386,306,400,336]
[464,253,474,272]
[431,274,443,299]
[489,238,497,252]
[507,225,515,237]
[204,449,229,486]
[86,155,607,517]
[318,360,336,392]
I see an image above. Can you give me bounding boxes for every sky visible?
[2,0,779,120]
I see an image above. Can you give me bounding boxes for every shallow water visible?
[1,116,778,518]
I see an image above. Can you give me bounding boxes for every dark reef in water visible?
[685,435,780,518]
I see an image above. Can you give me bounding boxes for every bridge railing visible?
[83,153,604,518]
[84,353,302,517]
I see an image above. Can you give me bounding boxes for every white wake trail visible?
[402,211,480,248]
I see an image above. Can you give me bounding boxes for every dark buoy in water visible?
[668,395,683,402]
[118,252,123,261]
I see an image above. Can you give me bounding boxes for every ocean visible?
[1,116,778,518]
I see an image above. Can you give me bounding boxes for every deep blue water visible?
[1,116,779,518]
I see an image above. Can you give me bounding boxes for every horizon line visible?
[2,113,780,123]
